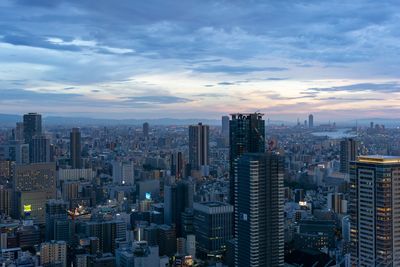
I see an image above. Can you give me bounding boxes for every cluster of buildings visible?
[0,112,399,266]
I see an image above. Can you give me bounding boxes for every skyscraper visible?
[70,128,82,169]
[193,202,233,260]
[229,113,265,205]
[164,181,193,237]
[143,122,149,137]
[350,155,400,266]
[23,113,42,144]
[221,115,229,137]
[45,199,68,241]
[340,138,358,174]
[188,123,209,175]
[235,152,284,267]
[15,122,24,141]
[29,134,50,163]
[308,114,314,128]
[171,151,184,179]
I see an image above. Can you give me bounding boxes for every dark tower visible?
[70,128,82,169]
[235,152,284,267]
[229,113,265,205]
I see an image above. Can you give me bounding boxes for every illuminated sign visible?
[145,192,151,200]
[299,201,307,206]
[24,204,32,212]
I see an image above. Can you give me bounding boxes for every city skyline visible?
[1,1,399,120]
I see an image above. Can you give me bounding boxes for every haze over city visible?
[1,0,399,121]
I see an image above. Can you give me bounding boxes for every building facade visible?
[235,152,284,267]
[350,155,400,266]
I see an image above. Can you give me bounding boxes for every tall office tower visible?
[328,193,346,214]
[13,163,57,222]
[40,240,67,267]
[85,219,126,254]
[13,162,56,197]
[0,185,13,216]
[235,152,284,267]
[171,152,184,179]
[143,122,149,137]
[340,138,358,174]
[164,181,194,237]
[70,128,82,169]
[188,123,209,175]
[23,113,42,144]
[30,135,50,163]
[193,202,233,260]
[221,115,230,137]
[15,122,24,141]
[157,224,177,257]
[61,181,79,202]
[45,199,68,241]
[0,141,29,164]
[112,161,134,185]
[308,114,314,128]
[349,156,400,266]
[229,113,265,206]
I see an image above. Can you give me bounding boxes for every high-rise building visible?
[29,135,50,163]
[40,240,67,267]
[70,128,82,169]
[13,163,56,197]
[85,219,126,254]
[229,113,265,206]
[13,163,56,222]
[112,161,134,185]
[188,123,209,175]
[327,193,346,214]
[221,116,229,137]
[143,122,149,137]
[23,113,42,144]
[193,202,233,260]
[350,155,400,266]
[157,224,176,257]
[308,114,314,128]
[15,122,24,141]
[45,199,68,241]
[235,152,284,267]
[0,141,29,164]
[171,152,184,179]
[340,138,358,174]
[164,181,193,237]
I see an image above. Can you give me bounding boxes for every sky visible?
[0,0,399,122]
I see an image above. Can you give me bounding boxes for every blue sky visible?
[0,0,399,121]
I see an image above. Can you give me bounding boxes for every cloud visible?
[308,82,400,93]
[0,0,400,119]
[191,65,288,74]
[122,95,192,104]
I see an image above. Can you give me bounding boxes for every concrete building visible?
[193,202,233,260]
[235,152,284,267]
[350,155,400,266]
[40,240,67,267]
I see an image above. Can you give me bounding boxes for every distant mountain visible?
[1,113,399,127]
[0,114,221,126]
[347,118,400,127]
[0,114,22,126]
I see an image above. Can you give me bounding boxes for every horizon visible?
[1,1,400,120]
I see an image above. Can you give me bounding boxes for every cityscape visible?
[1,112,399,266]
[1,1,400,267]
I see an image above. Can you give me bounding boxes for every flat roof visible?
[357,155,400,164]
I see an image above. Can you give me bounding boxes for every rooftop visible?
[357,155,400,164]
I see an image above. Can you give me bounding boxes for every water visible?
[312,128,356,139]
